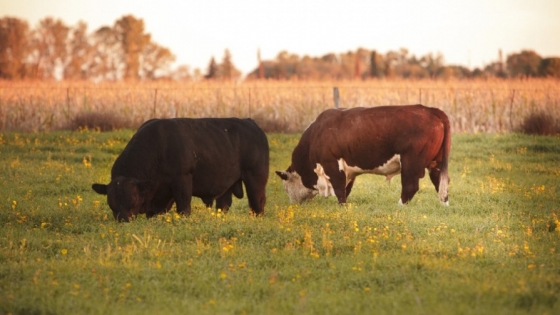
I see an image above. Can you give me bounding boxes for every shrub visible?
[68,111,293,133]
[68,111,137,131]
[518,111,560,135]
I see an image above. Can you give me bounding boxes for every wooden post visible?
[509,89,516,131]
[67,88,70,124]
[333,87,340,109]
[153,88,158,117]
[248,87,252,117]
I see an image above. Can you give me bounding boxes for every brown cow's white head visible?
[92,176,151,222]
[275,170,317,203]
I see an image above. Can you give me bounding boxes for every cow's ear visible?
[275,171,288,181]
[92,183,108,195]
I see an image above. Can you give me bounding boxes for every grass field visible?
[0,130,559,315]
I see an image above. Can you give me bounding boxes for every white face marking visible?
[313,163,336,197]
[280,171,317,203]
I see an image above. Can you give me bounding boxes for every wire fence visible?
[1,83,559,133]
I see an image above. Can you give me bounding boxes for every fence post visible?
[248,87,252,117]
[509,89,516,131]
[419,88,422,104]
[67,87,70,125]
[333,87,340,109]
[153,88,158,117]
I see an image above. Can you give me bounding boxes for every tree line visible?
[0,15,176,80]
[1,15,559,81]
[246,49,560,80]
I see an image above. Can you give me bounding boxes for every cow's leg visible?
[201,198,213,208]
[429,162,449,205]
[399,157,425,204]
[323,162,347,204]
[215,180,242,212]
[345,179,355,198]
[428,165,441,193]
[172,174,193,216]
[215,190,233,212]
[242,173,267,216]
[400,177,420,204]
[146,199,174,218]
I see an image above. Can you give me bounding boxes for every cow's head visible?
[92,176,150,222]
[275,169,317,203]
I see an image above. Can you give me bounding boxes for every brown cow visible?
[276,105,451,205]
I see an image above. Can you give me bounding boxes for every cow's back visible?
[111,118,268,180]
[201,118,269,170]
[305,105,444,159]
[183,118,268,173]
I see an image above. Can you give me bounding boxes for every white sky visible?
[3,0,560,76]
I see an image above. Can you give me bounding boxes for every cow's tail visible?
[437,109,451,206]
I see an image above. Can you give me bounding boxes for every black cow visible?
[92,118,269,221]
[276,105,451,205]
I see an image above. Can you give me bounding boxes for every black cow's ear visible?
[275,171,288,180]
[92,183,108,195]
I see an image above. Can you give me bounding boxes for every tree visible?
[438,65,471,79]
[297,55,318,79]
[273,51,299,79]
[257,49,264,79]
[114,15,151,80]
[170,65,191,81]
[471,68,486,78]
[90,26,121,80]
[539,58,560,78]
[87,15,171,81]
[140,42,175,79]
[339,51,355,79]
[220,49,240,80]
[370,50,381,78]
[205,57,218,79]
[421,52,444,78]
[483,62,506,78]
[30,17,69,80]
[384,51,398,78]
[351,47,369,79]
[0,17,30,79]
[397,48,409,67]
[64,21,94,80]
[0,15,178,81]
[506,50,541,78]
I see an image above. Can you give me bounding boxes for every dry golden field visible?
[1,79,559,133]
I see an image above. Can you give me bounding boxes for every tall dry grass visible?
[1,79,559,133]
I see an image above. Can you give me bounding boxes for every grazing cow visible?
[276,105,451,205]
[92,118,269,221]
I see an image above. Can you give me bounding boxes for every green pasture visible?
[0,130,559,315]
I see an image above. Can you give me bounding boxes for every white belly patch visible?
[313,155,401,197]
[338,155,402,184]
